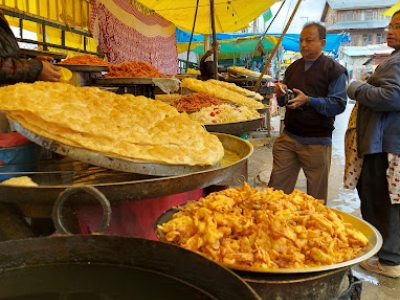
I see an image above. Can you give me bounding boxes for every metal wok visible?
[155,208,382,273]
[0,189,260,300]
[0,133,253,210]
[0,235,261,300]
[204,117,264,135]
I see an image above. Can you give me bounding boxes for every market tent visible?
[178,36,277,59]
[135,0,278,34]
[384,2,400,16]
[176,29,350,55]
[273,33,351,54]
[177,29,257,43]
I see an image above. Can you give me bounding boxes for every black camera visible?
[283,89,296,106]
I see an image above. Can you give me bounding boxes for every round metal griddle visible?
[11,120,221,176]
[55,63,109,72]
[204,117,264,135]
[155,208,382,274]
[0,235,260,300]
[0,133,253,206]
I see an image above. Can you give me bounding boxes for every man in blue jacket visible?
[347,10,400,278]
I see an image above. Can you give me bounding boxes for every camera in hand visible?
[283,89,296,105]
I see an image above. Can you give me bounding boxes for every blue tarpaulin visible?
[176,28,350,54]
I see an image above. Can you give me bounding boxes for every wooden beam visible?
[209,0,218,80]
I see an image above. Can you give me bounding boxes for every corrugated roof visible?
[342,44,393,56]
[327,20,390,30]
[327,0,397,10]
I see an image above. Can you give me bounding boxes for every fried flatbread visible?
[0,82,224,166]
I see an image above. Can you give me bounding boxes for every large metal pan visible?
[0,133,253,209]
[204,117,264,135]
[11,120,235,176]
[0,189,259,300]
[155,208,382,274]
[0,235,259,300]
[93,77,181,94]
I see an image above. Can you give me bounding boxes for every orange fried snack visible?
[158,184,369,270]
[105,61,166,78]
[172,93,223,113]
[60,54,111,66]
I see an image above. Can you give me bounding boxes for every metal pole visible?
[185,0,200,73]
[245,0,287,69]
[209,0,218,80]
[254,0,303,91]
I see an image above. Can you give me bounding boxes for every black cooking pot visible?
[0,187,260,300]
[0,235,261,300]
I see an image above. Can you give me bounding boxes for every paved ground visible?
[246,103,399,299]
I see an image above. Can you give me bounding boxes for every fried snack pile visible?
[181,78,264,109]
[172,93,223,113]
[159,184,369,270]
[0,82,224,166]
[185,68,201,75]
[208,79,263,101]
[60,54,111,66]
[227,66,271,79]
[105,61,166,78]
[1,176,38,187]
[189,104,260,125]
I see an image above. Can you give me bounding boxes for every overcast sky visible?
[263,0,327,33]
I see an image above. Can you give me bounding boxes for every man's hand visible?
[38,61,61,82]
[274,82,288,97]
[286,88,309,109]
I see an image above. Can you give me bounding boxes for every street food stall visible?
[0,1,385,299]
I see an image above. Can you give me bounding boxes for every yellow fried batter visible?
[158,184,369,270]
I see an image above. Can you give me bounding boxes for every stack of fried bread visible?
[0,82,224,166]
[208,79,263,101]
[189,104,260,125]
[159,184,370,270]
[227,66,271,79]
[181,78,264,109]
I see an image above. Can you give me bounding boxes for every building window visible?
[341,11,353,22]
[377,33,382,44]
[361,10,374,21]
[365,10,374,21]
[352,35,358,46]
[362,34,368,46]
[368,35,372,43]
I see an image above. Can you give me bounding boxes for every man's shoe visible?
[359,258,400,278]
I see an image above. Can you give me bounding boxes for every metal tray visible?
[155,208,382,274]
[0,133,253,206]
[55,64,109,72]
[256,105,269,114]
[204,117,264,135]
[94,77,178,86]
[10,120,222,177]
